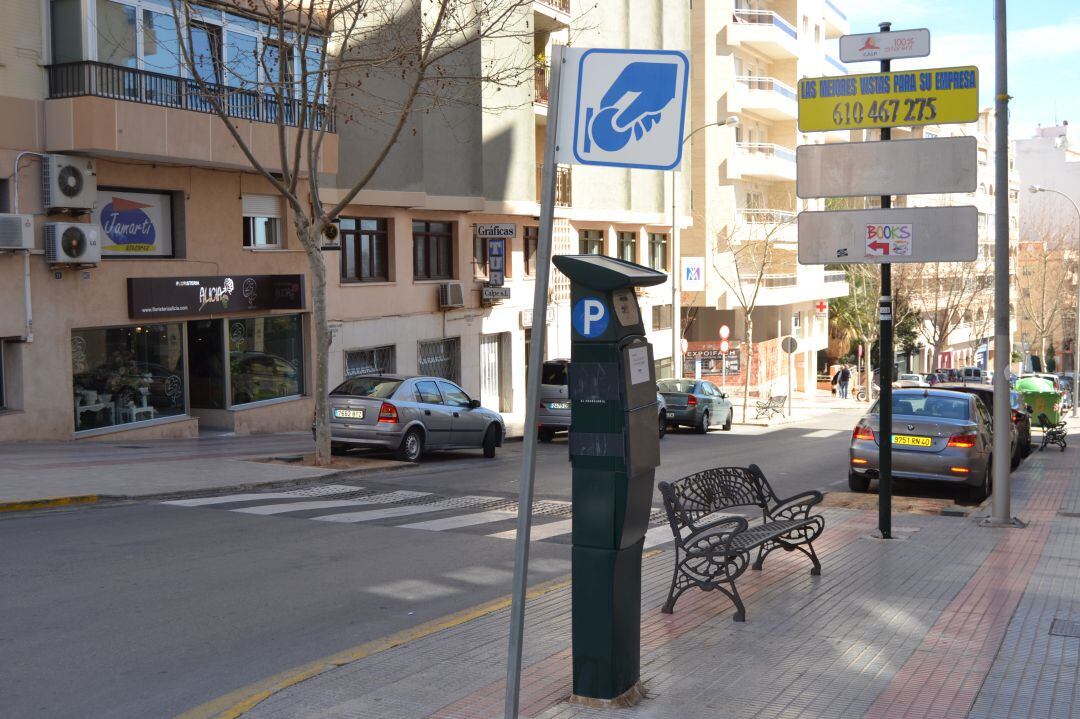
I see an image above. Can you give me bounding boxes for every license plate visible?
[548,402,570,410]
[334,408,364,419]
[893,434,932,447]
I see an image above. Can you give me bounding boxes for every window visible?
[242,194,281,248]
[341,218,389,281]
[653,357,673,380]
[652,304,673,330]
[437,381,471,408]
[579,229,604,255]
[345,345,396,376]
[228,315,304,405]
[617,231,637,263]
[418,337,460,383]
[414,380,443,404]
[96,0,138,69]
[648,233,669,271]
[413,221,454,280]
[793,311,803,337]
[71,323,186,431]
[524,226,539,275]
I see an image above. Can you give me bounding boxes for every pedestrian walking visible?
[830,368,840,396]
[839,366,851,399]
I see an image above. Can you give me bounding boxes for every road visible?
[1,408,866,718]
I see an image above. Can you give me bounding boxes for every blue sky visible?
[835,0,1080,137]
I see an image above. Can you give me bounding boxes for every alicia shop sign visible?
[93,190,174,257]
[128,275,305,318]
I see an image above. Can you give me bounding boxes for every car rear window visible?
[542,362,568,386]
[331,377,401,398]
[874,395,970,420]
[657,379,697,393]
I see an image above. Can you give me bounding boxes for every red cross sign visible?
[815,300,828,314]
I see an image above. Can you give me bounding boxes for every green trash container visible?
[1016,377,1063,425]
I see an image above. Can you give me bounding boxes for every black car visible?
[936,383,1033,468]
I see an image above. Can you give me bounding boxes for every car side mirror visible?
[720,393,728,399]
[468,399,481,409]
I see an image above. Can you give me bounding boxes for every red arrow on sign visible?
[867,241,890,255]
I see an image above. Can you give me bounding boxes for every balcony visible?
[734,143,797,182]
[536,164,572,206]
[739,209,796,225]
[533,0,570,30]
[535,65,550,105]
[44,61,337,172]
[728,10,799,60]
[823,0,850,38]
[825,54,847,75]
[734,76,797,120]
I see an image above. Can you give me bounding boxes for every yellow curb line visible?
[0,495,100,513]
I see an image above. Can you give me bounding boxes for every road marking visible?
[312,496,503,523]
[0,495,100,513]
[488,518,573,541]
[803,429,844,438]
[231,491,431,515]
[162,485,362,507]
[398,509,518,531]
[642,524,674,549]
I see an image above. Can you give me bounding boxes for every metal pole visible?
[672,169,681,378]
[505,44,565,719]
[990,0,1014,524]
[877,22,893,539]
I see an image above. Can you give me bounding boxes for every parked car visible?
[321,375,504,462]
[849,388,1014,502]
[657,378,733,433]
[959,366,989,383]
[936,383,1033,468]
[537,359,571,443]
[895,373,928,388]
[230,351,301,404]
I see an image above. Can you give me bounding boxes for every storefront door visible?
[188,319,226,409]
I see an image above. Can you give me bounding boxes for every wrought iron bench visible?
[754,395,787,420]
[658,465,824,622]
[1037,413,1067,452]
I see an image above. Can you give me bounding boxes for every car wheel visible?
[658,411,666,439]
[396,428,424,463]
[482,425,499,458]
[1021,437,1034,458]
[696,411,710,435]
[722,409,733,431]
[969,459,991,503]
[538,427,556,443]
[848,472,870,492]
[1010,444,1021,471]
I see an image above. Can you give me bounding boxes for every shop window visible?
[228,315,304,405]
[652,304,673,330]
[654,357,673,380]
[345,345,396,377]
[617,231,637,263]
[418,337,460,383]
[648,232,669,271]
[242,194,281,248]
[579,229,603,255]
[341,217,389,282]
[413,221,453,280]
[71,324,186,431]
[524,226,538,275]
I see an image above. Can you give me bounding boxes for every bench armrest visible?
[682,515,749,555]
[768,490,823,521]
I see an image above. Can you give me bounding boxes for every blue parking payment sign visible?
[572,297,609,338]
[570,49,689,171]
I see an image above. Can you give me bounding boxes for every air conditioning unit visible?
[0,214,34,250]
[438,282,465,309]
[45,223,101,264]
[43,154,97,211]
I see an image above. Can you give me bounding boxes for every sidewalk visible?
[727,388,867,426]
[223,419,1080,719]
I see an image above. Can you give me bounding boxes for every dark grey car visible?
[322,375,504,462]
[657,378,734,433]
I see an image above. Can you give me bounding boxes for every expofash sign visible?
[94,190,173,257]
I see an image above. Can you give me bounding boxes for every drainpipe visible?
[12,151,46,343]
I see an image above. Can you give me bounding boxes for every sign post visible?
[781,336,798,417]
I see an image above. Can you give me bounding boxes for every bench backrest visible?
[659,465,777,532]
[769,396,787,407]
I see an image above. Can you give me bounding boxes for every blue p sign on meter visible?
[572,296,609,338]
[560,48,689,171]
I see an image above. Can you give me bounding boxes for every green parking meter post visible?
[552,254,667,704]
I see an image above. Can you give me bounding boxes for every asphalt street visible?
[0,408,867,718]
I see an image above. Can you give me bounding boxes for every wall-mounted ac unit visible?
[43,154,97,211]
[0,214,34,250]
[438,282,465,309]
[45,223,101,264]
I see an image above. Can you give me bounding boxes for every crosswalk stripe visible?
[488,518,573,541]
[162,484,362,507]
[231,491,431,515]
[802,429,843,438]
[399,509,519,532]
[312,496,503,524]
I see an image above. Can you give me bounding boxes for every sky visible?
[836,0,1080,138]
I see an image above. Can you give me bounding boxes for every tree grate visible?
[1049,619,1080,638]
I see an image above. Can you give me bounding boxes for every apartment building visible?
[322,0,690,435]
[0,0,336,440]
[681,0,850,396]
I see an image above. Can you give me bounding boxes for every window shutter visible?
[242,194,282,218]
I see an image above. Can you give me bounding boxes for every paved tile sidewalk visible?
[239,442,1080,719]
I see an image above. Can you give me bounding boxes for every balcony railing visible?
[825,54,847,74]
[825,271,846,283]
[825,0,847,20]
[535,0,570,13]
[736,142,797,163]
[536,164,571,206]
[732,9,798,39]
[740,273,798,288]
[736,76,797,101]
[535,65,549,105]
[739,208,796,224]
[46,61,335,131]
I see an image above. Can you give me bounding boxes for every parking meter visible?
[551,254,666,702]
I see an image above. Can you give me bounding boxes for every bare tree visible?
[167,0,534,464]
[1014,218,1074,369]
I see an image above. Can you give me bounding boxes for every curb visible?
[0,494,101,513]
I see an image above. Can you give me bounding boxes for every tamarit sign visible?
[127,275,305,318]
[93,190,174,257]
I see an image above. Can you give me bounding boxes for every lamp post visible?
[671,116,739,377]
[1029,184,1080,417]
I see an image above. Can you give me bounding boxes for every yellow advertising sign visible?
[798,66,979,132]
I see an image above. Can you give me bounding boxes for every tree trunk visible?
[742,316,753,422]
[301,224,332,467]
[863,339,872,401]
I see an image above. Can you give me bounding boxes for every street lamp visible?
[671,115,739,377]
[1029,184,1080,417]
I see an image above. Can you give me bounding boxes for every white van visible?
[960,367,989,383]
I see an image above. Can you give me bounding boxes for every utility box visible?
[552,254,667,702]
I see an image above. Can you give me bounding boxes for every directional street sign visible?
[839,28,931,63]
[797,66,979,132]
[797,137,977,198]
[555,48,690,170]
[797,206,977,265]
